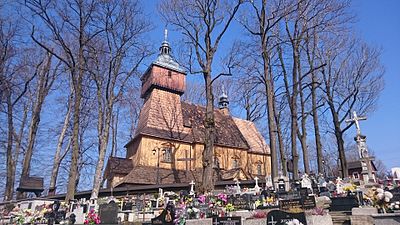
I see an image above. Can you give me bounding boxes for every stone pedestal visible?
[306,214,333,225]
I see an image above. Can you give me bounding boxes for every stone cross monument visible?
[345,111,375,184]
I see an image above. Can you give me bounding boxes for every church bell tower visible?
[140,30,186,100]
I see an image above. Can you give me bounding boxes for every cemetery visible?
[1,1,399,225]
[1,173,400,225]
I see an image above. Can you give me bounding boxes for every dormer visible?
[141,30,186,99]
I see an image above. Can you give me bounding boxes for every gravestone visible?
[229,194,251,210]
[212,216,241,225]
[279,198,302,211]
[122,202,133,211]
[301,174,312,193]
[330,196,359,211]
[301,196,316,209]
[274,175,289,193]
[151,203,175,225]
[99,201,119,224]
[267,210,307,225]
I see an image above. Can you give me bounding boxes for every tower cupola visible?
[140,29,186,99]
[218,85,229,110]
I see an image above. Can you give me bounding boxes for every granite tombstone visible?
[267,210,307,225]
[99,201,119,224]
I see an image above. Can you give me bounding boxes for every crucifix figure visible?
[345,111,367,136]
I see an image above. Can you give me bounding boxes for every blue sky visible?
[351,0,400,169]
[143,1,400,170]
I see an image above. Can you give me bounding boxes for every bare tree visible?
[87,0,151,199]
[18,53,58,199]
[1,12,37,199]
[48,85,73,195]
[159,0,243,192]
[319,38,384,177]
[26,0,104,201]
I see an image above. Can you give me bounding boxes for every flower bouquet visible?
[366,188,393,213]
[84,209,101,224]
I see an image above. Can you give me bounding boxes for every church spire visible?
[160,29,171,55]
[218,85,229,109]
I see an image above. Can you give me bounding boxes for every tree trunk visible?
[329,103,348,178]
[201,71,215,193]
[275,108,287,176]
[311,73,323,174]
[297,67,310,174]
[290,48,300,180]
[4,94,15,201]
[263,60,278,180]
[49,96,72,195]
[91,105,112,199]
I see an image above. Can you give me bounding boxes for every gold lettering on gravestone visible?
[279,199,302,211]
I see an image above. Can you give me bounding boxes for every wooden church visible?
[104,32,271,188]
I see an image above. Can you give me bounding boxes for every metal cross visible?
[345,111,367,136]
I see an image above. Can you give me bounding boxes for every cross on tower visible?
[345,111,367,136]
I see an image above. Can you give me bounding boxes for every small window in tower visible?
[163,147,172,163]
[168,71,172,77]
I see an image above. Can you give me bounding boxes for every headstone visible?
[301,174,312,193]
[279,198,302,211]
[274,175,289,193]
[229,194,251,210]
[267,210,307,225]
[336,177,344,195]
[212,216,241,225]
[99,201,119,224]
[301,196,316,209]
[122,202,133,211]
[151,203,175,225]
[329,196,359,211]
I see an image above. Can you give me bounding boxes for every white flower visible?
[384,197,391,203]
[395,205,399,209]
[286,219,304,225]
[376,188,384,194]
[384,191,393,199]
[377,193,384,200]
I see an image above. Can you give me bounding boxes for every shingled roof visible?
[181,102,249,149]
[104,157,134,177]
[233,118,270,154]
[115,167,205,186]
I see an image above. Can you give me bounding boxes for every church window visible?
[163,147,172,163]
[232,159,239,169]
[168,71,172,77]
[213,157,220,169]
[257,163,263,175]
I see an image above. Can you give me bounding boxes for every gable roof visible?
[233,118,270,154]
[181,102,249,149]
[347,160,377,171]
